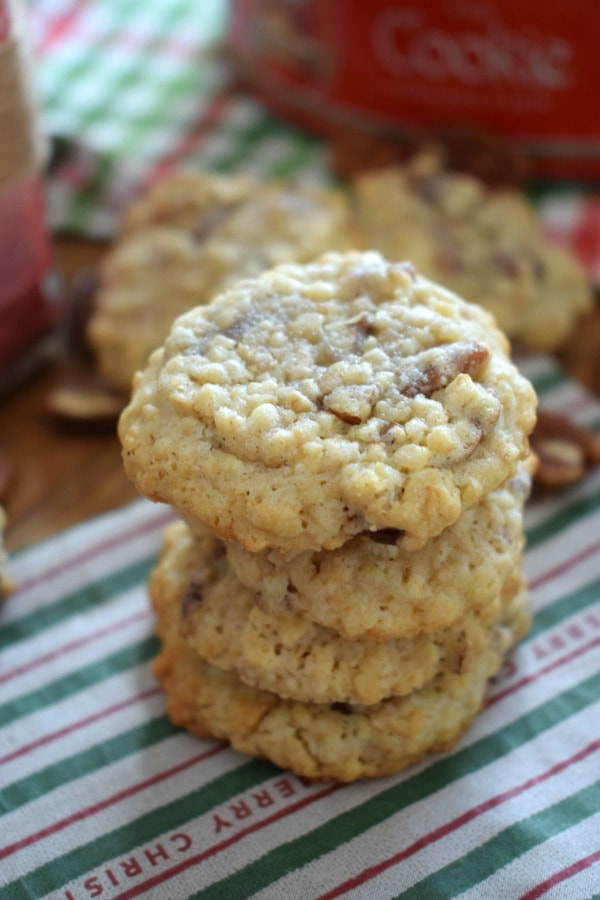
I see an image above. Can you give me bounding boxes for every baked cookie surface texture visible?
[152,520,524,705]
[119,250,536,552]
[150,542,530,782]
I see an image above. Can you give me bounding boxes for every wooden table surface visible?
[2,237,600,553]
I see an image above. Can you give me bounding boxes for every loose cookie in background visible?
[151,559,530,782]
[119,251,536,552]
[353,151,593,350]
[88,174,355,392]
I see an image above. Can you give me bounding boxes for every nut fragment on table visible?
[0,505,13,599]
[531,410,600,489]
[0,450,13,501]
[47,384,125,428]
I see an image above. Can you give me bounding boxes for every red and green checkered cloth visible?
[30,0,600,286]
[32,0,330,237]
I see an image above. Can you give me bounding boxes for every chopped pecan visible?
[535,410,600,466]
[181,582,203,617]
[0,451,13,501]
[531,437,585,489]
[47,385,124,428]
[531,410,600,489]
[401,341,489,399]
[351,313,376,355]
[322,384,378,425]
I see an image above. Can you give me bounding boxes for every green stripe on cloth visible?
[394,779,600,899]
[42,0,148,111]
[0,555,156,650]
[527,576,600,640]
[64,0,204,231]
[1,571,595,815]
[0,637,157,727]
[210,115,291,174]
[530,370,568,397]
[191,674,600,900]
[526,487,600,549]
[269,133,324,181]
[0,715,175,815]
[65,71,221,230]
[2,544,597,728]
[0,759,276,900]
[4,676,598,900]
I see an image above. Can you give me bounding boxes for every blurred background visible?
[1,0,599,553]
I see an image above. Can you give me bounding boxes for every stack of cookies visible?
[119,251,537,781]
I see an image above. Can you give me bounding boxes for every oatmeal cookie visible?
[120,251,536,552]
[120,171,256,235]
[89,175,354,392]
[227,461,531,640]
[353,152,592,349]
[151,519,522,705]
[151,563,530,781]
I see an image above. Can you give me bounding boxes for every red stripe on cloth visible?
[93,31,204,60]
[112,784,344,900]
[0,686,161,765]
[37,0,90,56]
[97,632,600,899]
[487,635,600,707]
[317,740,600,900]
[529,538,600,591]
[0,608,151,686]
[13,508,172,597]
[143,92,232,187]
[520,846,600,899]
[0,743,226,861]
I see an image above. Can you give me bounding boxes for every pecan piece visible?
[351,313,376,355]
[0,451,13,502]
[531,437,585,489]
[531,410,600,489]
[322,384,378,425]
[401,341,489,399]
[47,385,124,428]
[181,581,203,618]
[534,410,600,466]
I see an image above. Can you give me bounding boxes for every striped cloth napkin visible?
[30,0,600,286]
[2,352,600,899]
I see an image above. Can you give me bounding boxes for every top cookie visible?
[353,152,592,349]
[88,173,355,392]
[119,251,536,552]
